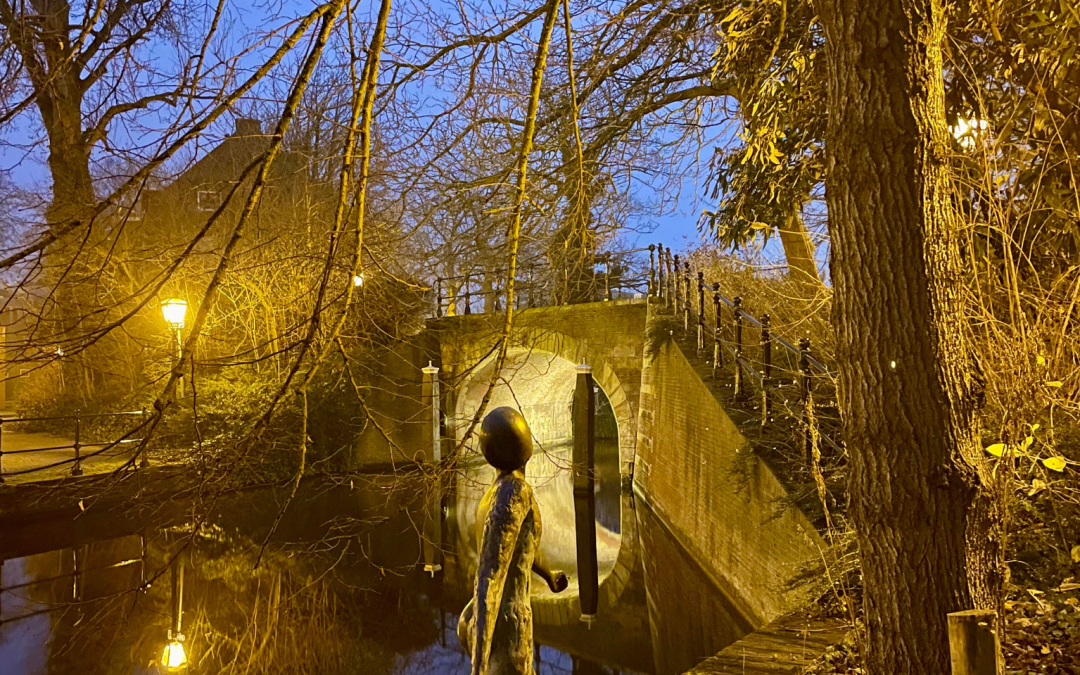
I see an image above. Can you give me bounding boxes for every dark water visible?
[0,442,750,675]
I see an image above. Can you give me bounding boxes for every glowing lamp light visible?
[352,274,365,287]
[951,116,988,149]
[161,636,188,671]
[161,298,188,329]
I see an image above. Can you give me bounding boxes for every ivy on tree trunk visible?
[817,0,1001,672]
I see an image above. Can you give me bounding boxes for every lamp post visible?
[161,298,187,398]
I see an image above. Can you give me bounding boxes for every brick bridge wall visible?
[633,303,825,626]
[354,299,822,631]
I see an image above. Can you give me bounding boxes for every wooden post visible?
[573,363,598,623]
[948,610,1001,675]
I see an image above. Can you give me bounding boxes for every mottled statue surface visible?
[458,407,568,675]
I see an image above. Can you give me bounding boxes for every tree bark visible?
[775,209,822,294]
[817,0,997,673]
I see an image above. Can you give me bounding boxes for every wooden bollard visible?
[948,609,1001,675]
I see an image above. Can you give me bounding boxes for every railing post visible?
[697,271,705,354]
[463,273,471,315]
[649,244,657,297]
[0,412,5,485]
[712,283,723,378]
[140,406,150,469]
[733,297,745,400]
[800,338,813,461]
[72,409,84,476]
[665,247,674,307]
[761,314,773,426]
[435,278,443,318]
[528,266,536,308]
[604,257,612,301]
[682,262,691,332]
[672,254,681,315]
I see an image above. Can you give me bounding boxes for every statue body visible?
[458,408,566,675]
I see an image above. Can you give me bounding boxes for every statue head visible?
[479,407,533,472]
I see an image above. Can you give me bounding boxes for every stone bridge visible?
[356,295,827,647]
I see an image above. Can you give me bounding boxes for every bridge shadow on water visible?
[0,461,751,675]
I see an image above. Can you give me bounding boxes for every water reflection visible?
[0,461,751,674]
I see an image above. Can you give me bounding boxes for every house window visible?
[197,189,222,212]
[117,193,144,220]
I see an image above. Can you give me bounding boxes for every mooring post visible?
[423,359,444,575]
[948,610,1001,675]
[71,409,83,476]
[573,363,599,623]
[733,297,745,400]
[712,283,723,377]
[760,314,773,426]
[799,338,813,461]
[682,262,691,332]
[697,271,705,354]
[648,244,657,297]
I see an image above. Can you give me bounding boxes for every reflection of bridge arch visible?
[437,301,649,625]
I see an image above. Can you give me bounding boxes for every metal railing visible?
[0,409,152,484]
[654,244,842,459]
[433,247,654,317]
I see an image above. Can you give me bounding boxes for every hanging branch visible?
[253,0,394,568]
[151,1,345,415]
[450,0,562,462]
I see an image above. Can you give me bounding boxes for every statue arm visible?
[472,478,529,675]
[530,495,567,592]
[532,548,568,593]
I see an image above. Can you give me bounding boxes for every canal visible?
[0,440,751,675]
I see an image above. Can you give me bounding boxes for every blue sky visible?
[0,0,773,260]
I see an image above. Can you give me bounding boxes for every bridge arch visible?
[436,301,649,623]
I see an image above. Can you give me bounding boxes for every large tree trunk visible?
[818,0,998,673]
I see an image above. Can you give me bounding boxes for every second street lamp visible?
[161,298,187,398]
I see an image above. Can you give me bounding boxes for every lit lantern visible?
[161,298,188,329]
[352,274,365,287]
[161,634,188,671]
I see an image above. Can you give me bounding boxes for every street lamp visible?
[161,298,187,397]
[951,116,988,150]
[352,273,365,287]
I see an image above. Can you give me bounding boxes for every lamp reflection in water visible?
[160,552,188,671]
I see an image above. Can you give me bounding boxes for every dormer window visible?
[197,189,222,212]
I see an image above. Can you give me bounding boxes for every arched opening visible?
[451,348,621,589]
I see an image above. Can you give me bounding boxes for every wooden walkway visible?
[687,612,851,675]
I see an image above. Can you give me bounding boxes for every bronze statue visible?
[458,407,568,675]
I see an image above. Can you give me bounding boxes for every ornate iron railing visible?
[654,244,842,460]
[433,247,654,317]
